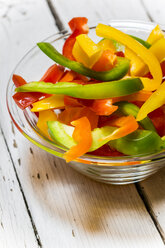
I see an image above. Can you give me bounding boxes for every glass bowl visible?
[7,20,165,185]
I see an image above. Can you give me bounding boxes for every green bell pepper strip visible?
[15,78,143,99]
[109,129,164,155]
[37,42,130,81]
[129,35,151,49]
[115,101,156,131]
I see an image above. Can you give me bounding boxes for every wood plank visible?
[0,128,39,248]
[0,0,164,247]
[50,0,149,30]
[141,0,165,24]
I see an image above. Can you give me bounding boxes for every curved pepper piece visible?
[147,25,164,45]
[137,81,165,121]
[15,78,143,99]
[37,42,130,81]
[96,23,162,91]
[109,129,164,155]
[115,101,156,131]
[31,94,65,112]
[63,117,92,163]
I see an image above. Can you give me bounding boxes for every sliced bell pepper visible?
[15,78,143,99]
[68,17,89,33]
[12,74,27,87]
[64,95,81,107]
[148,107,165,137]
[37,109,57,137]
[99,115,138,142]
[109,129,164,155]
[63,117,92,162]
[90,99,118,115]
[96,23,162,91]
[72,35,102,68]
[58,106,98,130]
[111,90,152,103]
[149,38,165,62]
[40,64,65,83]
[12,75,47,110]
[115,101,156,131]
[63,17,89,60]
[137,80,165,121]
[125,47,147,76]
[37,42,130,81]
[129,35,151,48]
[92,50,117,72]
[30,94,65,112]
[147,25,164,45]
[59,70,76,82]
[98,39,116,53]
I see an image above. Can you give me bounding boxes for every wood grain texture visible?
[141,0,165,24]
[0,0,165,247]
[50,0,149,29]
[0,128,39,248]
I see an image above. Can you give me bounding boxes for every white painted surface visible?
[0,0,165,247]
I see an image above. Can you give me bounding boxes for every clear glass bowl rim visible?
[6,20,165,167]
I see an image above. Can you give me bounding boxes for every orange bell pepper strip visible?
[63,116,92,162]
[92,50,117,72]
[90,99,118,115]
[37,110,57,137]
[111,90,152,103]
[40,64,65,83]
[58,106,98,130]
[100,115,138,142]
[59,70,77,82]
[64,95,82,107]
[96,24,162,91]
[63,18,89,60]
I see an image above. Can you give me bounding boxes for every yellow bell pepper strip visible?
[15,78,143,99]
[137,80,165,121]
[98,39,116,52]
[72,34,102,68]
[37,42,130,81]
[31,94,65,112]
[147,25,164,45]
[63,117,92,162]
[96,23,162,91]
[37,109,57,137]
[125,47,147,76]
[149,38,165,62]
[129,35,151,48]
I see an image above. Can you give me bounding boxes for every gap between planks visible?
[46,0,165,244]
[0,125,43,248]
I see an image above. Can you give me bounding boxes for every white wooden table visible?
[0,0,165,247]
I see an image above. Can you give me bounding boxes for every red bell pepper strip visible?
[63,116,92,162]
[63,17,89,60]
[68,17,89,33]
[12,74,27,87]
[12,74,46,110]
[40,64,65,83]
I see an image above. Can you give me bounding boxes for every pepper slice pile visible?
[12,17,165,162]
